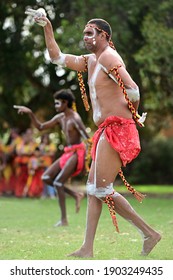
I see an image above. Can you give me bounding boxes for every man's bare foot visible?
[141,232,161,256]
[54,220,68,227]
[75,192,85,213]
[68,247,93,258]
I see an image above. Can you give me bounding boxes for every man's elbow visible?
[50,52,66,66]
[37,124,44,131]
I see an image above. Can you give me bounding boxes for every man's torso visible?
[87,51,132,126]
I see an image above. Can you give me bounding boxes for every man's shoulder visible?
[86,53,96,63]
[71,111,82,122]
[100,48,119,61]
[100,48,124,68]
[52,113,64,121]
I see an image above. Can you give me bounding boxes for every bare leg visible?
[54,185,68,226]
[68,132,161,258]
[68,133,121,258]
[41,158,62,186]
[93,134,161,256]
[68,194,102,257]
[112,193,161,255]
[65,187,85,213]
[53,154,78,226]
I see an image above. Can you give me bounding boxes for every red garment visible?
[14,165,28,197]
[91,116,141,167]
[28,169,44,198]
[59,142,86,177]
[0,177,5,195]
[5,174,16,195]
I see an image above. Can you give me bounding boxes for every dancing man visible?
[14,89,90,226]
[26,9,161,257]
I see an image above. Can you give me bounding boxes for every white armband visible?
[51,52,66,67]
[126,86,140,102]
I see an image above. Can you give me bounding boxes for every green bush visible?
[124,137,173,184]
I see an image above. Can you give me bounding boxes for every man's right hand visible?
[25,8,47,27]
[13,105,32,115]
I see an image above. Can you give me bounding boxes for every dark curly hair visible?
[53,89,75,108]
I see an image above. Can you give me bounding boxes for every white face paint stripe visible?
[84,28,96,39]
[55,100,62,108]
[84,28,97,46]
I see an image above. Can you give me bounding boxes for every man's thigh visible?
[94,133,122,187]
[54,153,78,183]
[43,158,61,179]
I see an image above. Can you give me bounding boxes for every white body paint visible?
[86,59,140,198]
[127,219,148,241]
[88,60,140,124]
[125,87,140,102]
[89,63,102,123]
[51,52,67,66]
[97,64,140,102]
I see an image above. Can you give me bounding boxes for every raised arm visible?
[41,17,62,65]
[13,105,62,131]
[26,9,89,72]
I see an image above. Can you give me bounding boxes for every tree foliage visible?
[0,0,172,136]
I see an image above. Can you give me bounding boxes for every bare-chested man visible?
[14,89,89,226]
[28,9,161,258]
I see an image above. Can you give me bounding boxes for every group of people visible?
[3,7,162,258]
[0,128,57,199]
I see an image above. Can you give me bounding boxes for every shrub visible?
[124,137,173,184]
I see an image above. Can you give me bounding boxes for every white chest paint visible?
[89,63,102,123]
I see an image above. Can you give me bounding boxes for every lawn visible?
[0,186,173,260]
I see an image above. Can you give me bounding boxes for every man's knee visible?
[86,182,118,200]
[41,174,52,185]
[53,180,63,189]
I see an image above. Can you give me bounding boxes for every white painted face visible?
[83,27,97,48]
[54,100,62,108]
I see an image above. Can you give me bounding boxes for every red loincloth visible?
[91,116,141,167]
[59,142,86,177]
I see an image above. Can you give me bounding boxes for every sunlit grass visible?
[0,191,173,260]
[116,185,173,194]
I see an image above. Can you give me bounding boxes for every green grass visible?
[116,185,173,195]
[0,189,173,260]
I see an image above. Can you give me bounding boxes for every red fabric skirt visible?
[59,142,86,176]
[91,116,141,167]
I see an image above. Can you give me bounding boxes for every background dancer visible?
[14,89,90,226]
